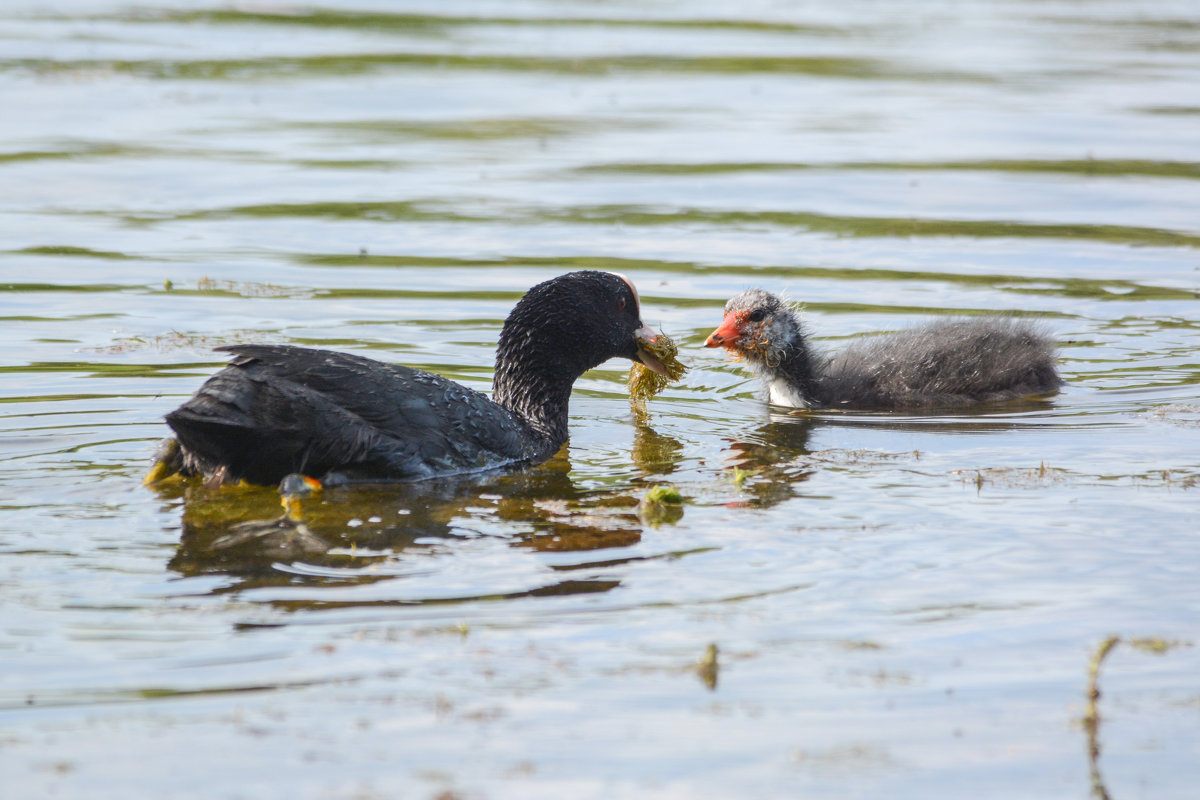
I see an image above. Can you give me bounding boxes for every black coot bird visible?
[149,271,667,487]
[705,289,1061,410]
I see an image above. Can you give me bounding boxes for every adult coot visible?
[705,289,1061,410]
[150,271,667,486]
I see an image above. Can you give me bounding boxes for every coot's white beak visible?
[634,324,669,375]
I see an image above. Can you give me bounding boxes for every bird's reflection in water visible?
[506,495,643,553]
[507,415,687,550]
[163,474,473,585]
[721,412,820,509]
[719,400,1064,509]
[631,413,685,476]
[154,444,675,599]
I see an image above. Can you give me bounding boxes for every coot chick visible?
[151,271,667,486]
[705,289,1061,410]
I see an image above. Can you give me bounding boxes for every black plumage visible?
[705,289,1062,410]
[155,271,665,486]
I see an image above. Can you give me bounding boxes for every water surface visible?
[1,2,1198,798]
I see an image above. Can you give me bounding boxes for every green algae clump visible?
[629,330,688,404]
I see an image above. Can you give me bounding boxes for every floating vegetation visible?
[638,484,685,527]
[805,448,919,467]
[95,330,225,354]
[959,462,1199,491]
[1146,403,1200,429]
[729,465,757,486]
[195,276,297,297]
[90,328,273,354]
[629,330,688,406]
[696,643,719,690]
[958,462,1071,490]
[1082,635,1121,731]
[642,485,683,504]
[1082,635,1191,800]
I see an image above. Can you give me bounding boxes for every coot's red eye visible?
[618,297,626,311]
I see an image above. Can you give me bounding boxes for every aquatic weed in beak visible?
[628,329,688,404]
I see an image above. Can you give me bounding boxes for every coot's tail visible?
[162,367,343,486]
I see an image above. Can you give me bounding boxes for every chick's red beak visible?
[705,312,743,348]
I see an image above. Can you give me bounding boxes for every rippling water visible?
[2,2,1198,798]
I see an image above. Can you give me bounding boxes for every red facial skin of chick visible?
[705,311,773,363]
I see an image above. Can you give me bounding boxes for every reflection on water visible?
[631,414,686,476]
[160,445,677,601]
[715,399,1077,508]
[719,414,818,509]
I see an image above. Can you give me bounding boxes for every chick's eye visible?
[747,308,766,323]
